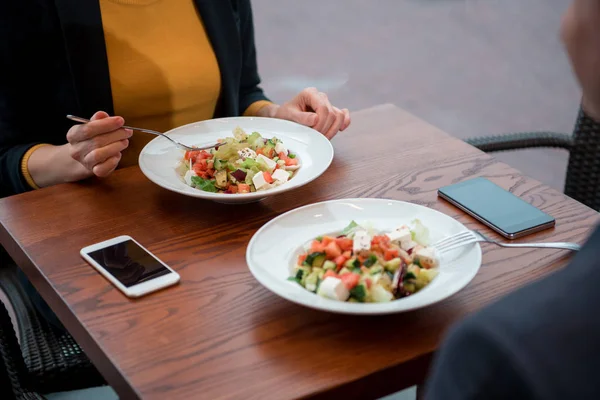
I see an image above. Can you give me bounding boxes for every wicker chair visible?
[0,299,45,399]
[0,260,105,396]
[465,109,600,212]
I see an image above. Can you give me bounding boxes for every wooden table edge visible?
[303,353,433,400]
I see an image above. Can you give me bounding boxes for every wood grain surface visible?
[0,104,597,400]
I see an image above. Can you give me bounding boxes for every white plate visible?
[246,198,482,315]
[138,117,334,204]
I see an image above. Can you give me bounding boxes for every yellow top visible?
[21,0,271,189]
[99,0,222,168]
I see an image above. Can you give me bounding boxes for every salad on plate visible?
[176,127,300,194]
[289,220,439,303]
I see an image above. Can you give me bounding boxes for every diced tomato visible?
[284,158,298,166]
[340,273,361,289]
[298,254,307,265]
[238,184,251,193]
[324,270,338,280]
[324,241,342,259]
[372,235,390,246]
[228,185,238,194]
[193,159,209,172]
[206,169,215,179]
[334,255,348,270]
[321,236,335,246]
[365,278,372,289]
[196,171,208,179]
[310,240,326,253]
[336,238,353,251]
[256,148,265,156]
[384,248,399,261]
[263,171,274,184]
[278,152,288,160]
[198,150,212,160]
[184,150,193,161]
[265,147,275,158]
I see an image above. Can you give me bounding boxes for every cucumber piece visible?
[323,260,337,271]
[403,272,417,282]
[214,159,226,171]
[311,254,326,268]
[344,258,357,269]
[305,270,320,292]
[364,254,377,267]
[304,252,326,268]
[349,284,367,302]
[370,265,384,275]
[385,257,403,272]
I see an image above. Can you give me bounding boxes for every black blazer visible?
[0,0,269,197]
[425,225,600,400]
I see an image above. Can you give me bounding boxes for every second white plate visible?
[246,198,482,315]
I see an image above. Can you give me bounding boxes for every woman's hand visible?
[561,0,600,121]
[257,87,351,139]
[66,111,132,177]
[27,111,132,188]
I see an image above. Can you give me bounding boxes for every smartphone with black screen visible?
[438,177,555,239]
[81,236,180,297]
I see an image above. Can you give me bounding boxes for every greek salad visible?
[176,127,300,194]
[289,220,439,303]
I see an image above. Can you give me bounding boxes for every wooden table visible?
[1,104,598,400]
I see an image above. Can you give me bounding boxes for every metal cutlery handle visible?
[66,115,196,151]
[495,241,581,251]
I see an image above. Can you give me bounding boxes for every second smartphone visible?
[438,177,555,239]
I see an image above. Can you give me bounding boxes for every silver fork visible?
[67,115,217,152]
[432,230,581,254]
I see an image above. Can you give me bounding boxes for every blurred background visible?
[252,0,578,191]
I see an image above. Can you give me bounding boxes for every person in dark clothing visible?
[425,3,600,397]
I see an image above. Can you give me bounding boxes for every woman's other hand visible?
[258,87,351,139]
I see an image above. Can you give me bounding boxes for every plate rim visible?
[138,116,334,200]
[245,198,483,315]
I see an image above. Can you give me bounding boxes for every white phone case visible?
[80,235,180,298]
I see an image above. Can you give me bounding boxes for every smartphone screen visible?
[86,239,172,288]
[438,177,555,237]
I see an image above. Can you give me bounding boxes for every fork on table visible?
[431,230,581,255]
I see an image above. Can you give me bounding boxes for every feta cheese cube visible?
[184,169,196,186]
[401,240,418,251]
[353,230,372,253]
[272,169,289,183]
[275,142,287,155]
[386,227,411,243]
[256,154,277,171]
[237,147,257,159]
[317,277,350,301]
[252,171,269,190]
[284,164,301,171]
[414,248,439,269]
